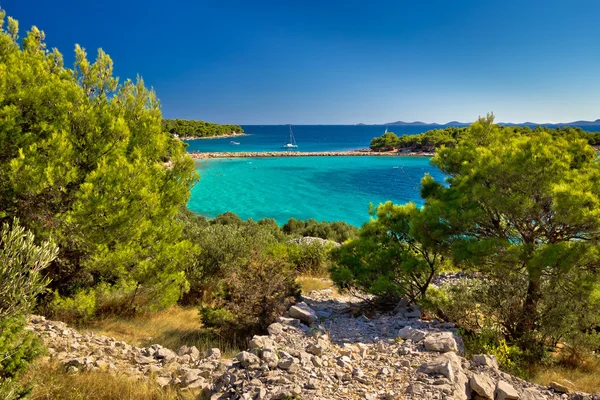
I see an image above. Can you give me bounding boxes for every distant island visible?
[163,119,245,139]
[380,119,600,126]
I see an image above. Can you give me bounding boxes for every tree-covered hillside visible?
[163,119,244,138]
[370,125,600,152]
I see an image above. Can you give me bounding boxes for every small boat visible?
[230,141,240,145]
[281,125,299,149]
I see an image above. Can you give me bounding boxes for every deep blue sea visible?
[187,124,600,226]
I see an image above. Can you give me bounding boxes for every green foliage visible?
[282,218,358,243]
[369,131,401,151]
[200,255,300,339]
[369,124,600,153]
[460,327,527,377]
[0,218,56,399]
[423,113,600,354]
[163,119,244,138]
[285,242,332,276]
[179,212,282,305]
[0,12,198,317]
[331,202,447,305]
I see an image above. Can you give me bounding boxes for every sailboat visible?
[281,125,299,149]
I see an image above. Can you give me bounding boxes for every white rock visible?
[495,380,519,400]
[398,326,427,342]
[288,302,318,324]
[470,374,495,399]
[423,332,459,353]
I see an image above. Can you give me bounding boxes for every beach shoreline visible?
[188,149,434,159]
[181,132,249,140]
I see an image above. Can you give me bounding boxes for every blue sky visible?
[6,0,600,124]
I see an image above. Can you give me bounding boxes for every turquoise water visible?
[188,156,446,227]
[187,124,600,226]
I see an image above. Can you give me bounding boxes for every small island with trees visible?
[163,118,246,139]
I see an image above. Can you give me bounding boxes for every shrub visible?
[282,218,358,243]
[200,254,300,340]
[285,242,332,276]
[0,218,57,399]
[331,202,447,305]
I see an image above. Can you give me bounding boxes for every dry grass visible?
[80,306,240,357]
[296,275,336,295]
[26,360,194,400]
[531,361,600,394]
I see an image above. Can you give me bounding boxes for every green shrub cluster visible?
[0,219,57,399]
[336,114,600,364]
[200,254,300,339]
[282,218,358,243]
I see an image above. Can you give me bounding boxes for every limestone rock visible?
[495,380,519,400]
[419,357,455,381]
[288,302,318,324]
[423,331,459,353]
[470,373,495,399]
[473,354,499,370]
[522,387,547,400]
[398,326,427,342]
[550,381,570,394]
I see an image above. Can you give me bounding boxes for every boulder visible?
[470,374,495,399]
[398,326,427,342]
[155,348,177,362]
[288,302,318,324]
[495,381,519,400]
[206,347,221,359]
[473,354,499,370]
[550,381,571,394]
[522,387,546,400]
[423,332,459,353]
[236,351,260,368]
[267,323,284,335]
[419,357,455,381]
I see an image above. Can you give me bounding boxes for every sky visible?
[5,0,600,124]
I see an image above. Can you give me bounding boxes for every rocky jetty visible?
[188,150,434,159]
[27,288,599,399]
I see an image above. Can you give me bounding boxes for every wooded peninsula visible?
[163,118,245,139]
[370,125,600,152]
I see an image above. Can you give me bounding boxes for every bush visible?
[200,254,300,340]
[331,202,447,305]
[181,221,280,305]
[282,218,358,243]
[0,218,57,399]
[285,242,332,276]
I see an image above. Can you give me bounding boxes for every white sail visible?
[282,125,298,149]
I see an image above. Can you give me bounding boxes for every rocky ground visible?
[27,288,600,400]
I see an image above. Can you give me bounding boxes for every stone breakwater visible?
[27,288,598,400]
[188,150,434,159]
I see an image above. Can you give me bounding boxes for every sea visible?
[187,124,600,227]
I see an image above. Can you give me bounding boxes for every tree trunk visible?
[515,276,541,342]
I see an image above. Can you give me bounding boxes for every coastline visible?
[188,149,435,159]
[181,132,249,140]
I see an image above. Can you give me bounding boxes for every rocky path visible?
[27,288,599,400]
